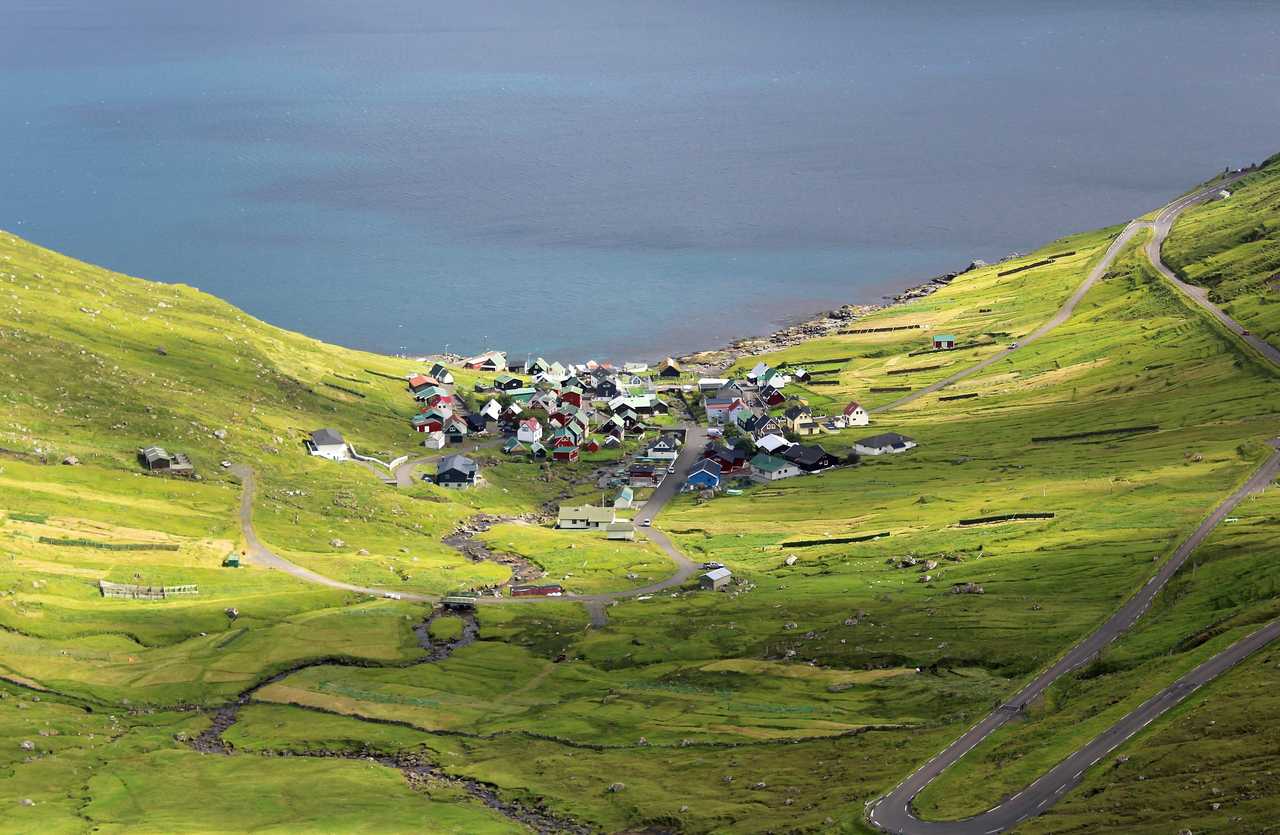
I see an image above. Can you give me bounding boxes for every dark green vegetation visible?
[1,155,1279,833]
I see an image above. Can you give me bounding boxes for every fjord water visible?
[3,1,1278,361]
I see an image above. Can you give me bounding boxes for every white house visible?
[840,402,869,427]
[422,431,447,450]
[480,399,502,421]
[750,453,803,482]
[644,436,681,461]
[853,432,917,456]
[556,505,617,530]
[306,428,349,461]
[517,418,543,444]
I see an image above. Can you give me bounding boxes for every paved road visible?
[229,423,709,613]
[868,441,1280,833]
[873,177,1250,415]
[1143,175,1280,367]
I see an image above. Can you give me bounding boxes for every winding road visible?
[874,174,1255,415]
[230,423,709,615]
[868,169,1280,833]
[226,171,1278,834]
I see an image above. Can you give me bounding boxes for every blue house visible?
[684,459,722,492]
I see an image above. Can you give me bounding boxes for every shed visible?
[606,521,636,541]
[932,334,957,350]
[700,567,732,591]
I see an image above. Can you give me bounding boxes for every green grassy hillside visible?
[1163,152,1280,344]
[2,153,1279,835]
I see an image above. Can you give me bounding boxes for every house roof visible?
[856,432,915,449]
[756,433,792,453]
[690,459,722,476]
[606,520,635,533]
[437,454,478,475]
[750,453,792,472]
[784,405,813,420]
[843,401,865,415]
[783,444,831,466]
[557,505,616,524]
[615,486,634,501]
[702,567,731,581]
[933,334,957,342]
[310,428,344,446]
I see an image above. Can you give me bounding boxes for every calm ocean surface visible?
[3,1,1278,360]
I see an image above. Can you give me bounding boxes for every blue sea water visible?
[2,1,1278,360]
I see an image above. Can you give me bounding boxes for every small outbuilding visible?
[700,567,732,591]
[606,520,636,541]
[138,445,195,476]
[932,334,957,350]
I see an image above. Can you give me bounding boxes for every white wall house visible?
[306,428,349,461]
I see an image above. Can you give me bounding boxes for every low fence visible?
[887,363,944,376]
[957,512,1055,526]
[1031,425,1158,443]
[842,324,921,334]
[938,393,979,402]
[869,386,911,393]
[323,381,367,398]
[40,537,180,552]
[783,531,891,548]
[99,580,198,600]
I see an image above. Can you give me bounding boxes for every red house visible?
[558,389,583,408]
[552,446,580,462]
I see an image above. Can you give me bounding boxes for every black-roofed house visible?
[781,443,839,472]
[436,455,479,489]
[852,432,917,456]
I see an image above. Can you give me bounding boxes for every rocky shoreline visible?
[677,257,998,372]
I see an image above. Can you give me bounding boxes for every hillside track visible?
[868,169,1278,834]
[874,174,1253,414]
[229,424,707,614]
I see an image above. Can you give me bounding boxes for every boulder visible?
[19,741,34,751]
[62,455,80,466]
[607,782,626,793]
[330,539,345,548]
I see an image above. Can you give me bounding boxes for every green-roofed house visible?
[750,452,803,482]
[932,334,957,350]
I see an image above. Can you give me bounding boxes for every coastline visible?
[675,258,994,373]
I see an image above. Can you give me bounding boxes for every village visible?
[267,343,921,598]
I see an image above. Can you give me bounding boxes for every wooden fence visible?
[99,580,198,600]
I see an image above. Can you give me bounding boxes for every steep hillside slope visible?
[1163,152,1280,344]
[1,155,1278,835]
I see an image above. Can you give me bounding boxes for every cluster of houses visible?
[475,360,672,464]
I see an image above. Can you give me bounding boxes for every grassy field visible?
[1163,152,1280,344]
[3,154,1280,833]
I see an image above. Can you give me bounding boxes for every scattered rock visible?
[357,548,369,556]
[918,574,933,583]
[19,799,34,807]
[752,781,767,790]
[951,582,984,595]
[784,555,798,566]
[213,429,227,440]
[330,539,345,548]
[19,741,34,751]
[62,455,79,466]
[225,607,239,620]
[607,782,625,793]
